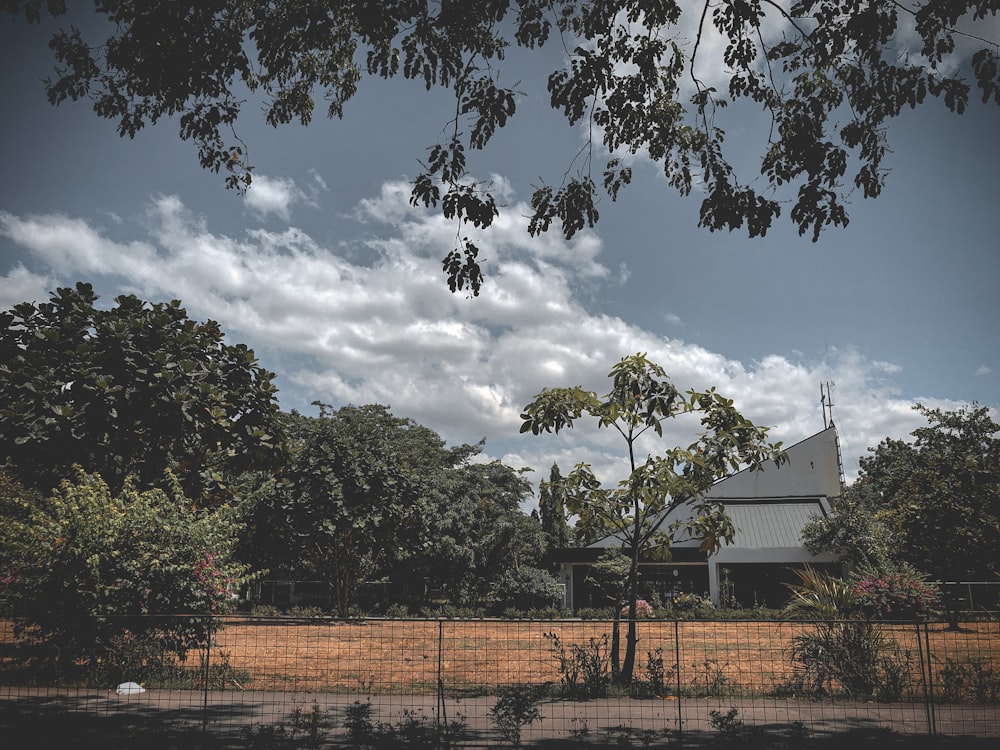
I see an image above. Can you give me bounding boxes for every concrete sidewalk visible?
[1,686,997,747]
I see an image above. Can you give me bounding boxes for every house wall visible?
[717,561,843,608]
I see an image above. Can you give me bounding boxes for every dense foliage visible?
[244,405,444,616]
[402,459,552,608]
[490,565,565,612]
[7,1,997,293]
[520,352,785,682]
[245,404,550,615]
[852,566,942,621]
[805,404,1000,584]
[538,463,571,550]
[0,471,252,669]
[0,283,282,502]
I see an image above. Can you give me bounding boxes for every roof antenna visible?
[821,382,846,488]
[820,381,836,429]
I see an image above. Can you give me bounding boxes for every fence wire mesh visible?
[1,616,997,747]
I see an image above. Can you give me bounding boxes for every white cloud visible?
[976,365,993,377]
[0,180,960,496]
[243,174,308,221]
[0,262,56,310]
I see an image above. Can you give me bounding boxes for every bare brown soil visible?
[206,618,1000,694]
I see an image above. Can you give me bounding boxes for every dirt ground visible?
[206,618,1000,694]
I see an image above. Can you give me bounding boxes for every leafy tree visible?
[538,463,570,550]
[0,283,282,502]
[802,480,898,572]
[393,458,548,607]
[873,404,1000,584]
[0,471,253,674]
[248,404,477,616]
[520,353,784,682]
[811,404,999,584]
[7,2,998,294]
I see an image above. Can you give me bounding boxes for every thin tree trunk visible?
[610,614,621,681]
[620,547,641,684]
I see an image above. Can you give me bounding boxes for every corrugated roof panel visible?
[725,502,826,549]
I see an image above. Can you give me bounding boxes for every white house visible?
[553,426,845,610]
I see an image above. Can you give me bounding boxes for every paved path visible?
[2,686,997,747]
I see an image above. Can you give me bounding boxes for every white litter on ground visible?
[116,682,145,695]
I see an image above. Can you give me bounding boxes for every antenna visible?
[820,381,846,488]
[820,381,836,429]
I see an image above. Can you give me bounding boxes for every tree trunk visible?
[610,615,621,681]
[619,546,641,684]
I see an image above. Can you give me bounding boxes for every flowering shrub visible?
[668,593,715,619]
[621,599,655,619]
[194,551,240,614]
[852,568,942,620]
[0,471,255,667]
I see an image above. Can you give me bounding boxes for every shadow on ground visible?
[1,697,996,749]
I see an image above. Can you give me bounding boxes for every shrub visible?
[852,567,942,621]
[788,621,913,700]
[544,631,611,698]
[620,599,654,619]
[940,657,1000,703]
[690,659,731,697]
[630,647,675,698]
[0,471,254,673]
[574,606,615,620]
[490,566,563,613]
[489,685,543,747]
[385,602,410,619]
[667,592,714,619]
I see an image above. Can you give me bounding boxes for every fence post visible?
[914,620,933,736]
[436,619,447,744]
[674,619,683,742]
[202,615,212,733]
[922,622,936,735]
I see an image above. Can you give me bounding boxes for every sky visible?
[1,7,998,503]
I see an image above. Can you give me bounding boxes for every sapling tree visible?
[520,353,785,683]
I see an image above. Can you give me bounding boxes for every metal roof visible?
[724,500,826,549]
[586,426,841,551]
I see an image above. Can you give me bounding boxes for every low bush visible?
[489,685,543,747]
[490,566,564,613]
[620,599,654,619]
[544,630,611,698]
[665,592,715,619]
[852,566,942,621]
[940,657,1000,703]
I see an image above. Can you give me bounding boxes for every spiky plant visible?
[783,566,858,620]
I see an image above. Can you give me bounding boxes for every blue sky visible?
[2,8,998,494]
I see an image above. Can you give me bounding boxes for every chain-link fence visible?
[1,616,998,747]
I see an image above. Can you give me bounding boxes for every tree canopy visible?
[7,1,997,294]
[246,404,448,616]
[805,403,1000,583]
[0,283,283,502]
[246,404,551,614]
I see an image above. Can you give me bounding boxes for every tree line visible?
[1,283,996,684]
[0,285,557,657]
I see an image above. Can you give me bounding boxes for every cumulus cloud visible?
[0,180,959,496]
[243,174,310,221]
[0,261,57,310]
